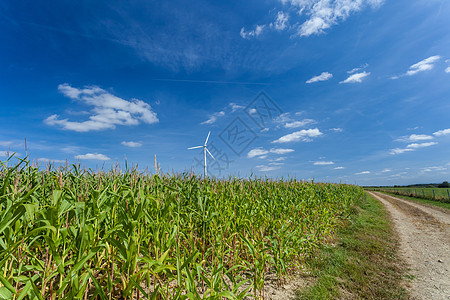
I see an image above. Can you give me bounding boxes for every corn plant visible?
[0,156,364,299]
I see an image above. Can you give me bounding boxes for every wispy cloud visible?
[340,71,370,83]
[271,11,289,31]
[240,25,265,39]
[389,148,414,155]
[355,171,370,175]
[347,63,368,74]
[406,55,441,76]
[38,158,65,163]
[334,166,345,170]
[285,119,316,128]
[306,72,333,84]
[241,1,384,39]
[391,141,438,154]
[229,103,244,112]
[248,147,294,158]
[45,84,158,132]
[406,142,437,149]
[381,168,391,173]
[248,148,269,158]
[433,128,450,136]
[270,148,294,154]
[313,161,334,165]
[396,134,434,142]
[288,0,384,37]
[75,153,110,160]
[422,166,446,172]
[201,111,225,125]
[256,165,281,172]
[329,128,343,132]
[270,157,286,162]
[121,141,142,148]
[272,128,323,143]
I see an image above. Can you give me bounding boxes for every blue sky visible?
[1,0,449,185]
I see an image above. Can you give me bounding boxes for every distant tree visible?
[438,181,449,188]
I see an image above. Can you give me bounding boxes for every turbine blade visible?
[206,148,215,160]
[204,131,211,145]
[188,146,203,150]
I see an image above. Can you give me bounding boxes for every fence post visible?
[422,189,425,197]
[447,189,449,201]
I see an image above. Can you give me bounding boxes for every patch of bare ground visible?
[368,192,450,300]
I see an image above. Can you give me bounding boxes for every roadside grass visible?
[374,191,450,210]
[297,193,409,299]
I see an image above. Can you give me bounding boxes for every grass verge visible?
[373,191,450,210]
[297,192,408,299]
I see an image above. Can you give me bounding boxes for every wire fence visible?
[367,187,450,203]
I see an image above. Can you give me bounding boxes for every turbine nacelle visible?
[187,131,215,177]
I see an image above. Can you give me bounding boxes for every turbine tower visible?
[188,131,215,177]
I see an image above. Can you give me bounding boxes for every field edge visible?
[296,192,410,299]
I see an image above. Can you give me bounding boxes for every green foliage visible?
[0,157,363,299]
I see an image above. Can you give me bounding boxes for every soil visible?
[367,191,450,300]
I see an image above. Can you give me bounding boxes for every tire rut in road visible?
[367,191,450,300]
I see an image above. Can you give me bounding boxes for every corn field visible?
[0,158,364,299]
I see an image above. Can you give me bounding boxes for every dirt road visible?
[367,191,450,300]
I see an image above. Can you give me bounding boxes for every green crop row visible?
[0,157,364,299]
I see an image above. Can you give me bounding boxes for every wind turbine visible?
[188,131,215,177]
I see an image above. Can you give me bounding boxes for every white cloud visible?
[273,128,323,143]
[249,108,257,114]
[38,158,65,163]
[406,56,441,76]
[248,148,269,158]
[408,134,434,141]
[45,84,158,132]
[256,165,281,172]
[229,103,244,112]
[288,0,384,37]
[240,25,265,39]
[422,166,446,172]
[269,162,284,166]
[355,171,370,175]
[306,72,333,83]
[433,128,450,136]
[406,142,437,149]
[347,63,368,74]
[248,147,294,158]
[334,166,345,170]
[285,119,316,128]
[270,148,295,154]
[75,153,110,160]
[121,141,142,148]
[270,157,286,162]
[62,146,82,153]
[381,168,391,173]
[313,161,334,165]
[340,71,370,83]
[201,111,225,125]
[395,134,434,142]
[329,128,343,132]
[390,148,414,155]
[271,11,289,31]
[446,67,450,73]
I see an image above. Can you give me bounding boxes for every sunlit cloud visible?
[45,84,158,132]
